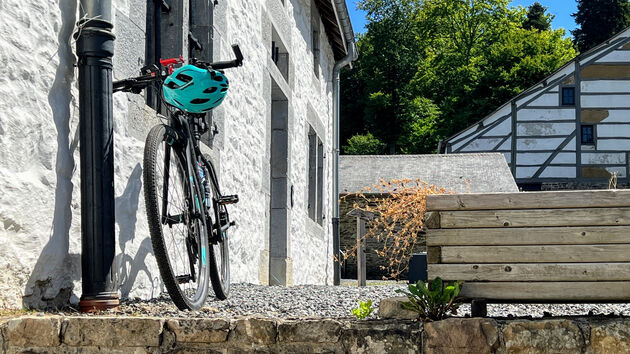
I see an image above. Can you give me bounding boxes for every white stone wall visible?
[0,0,338,308]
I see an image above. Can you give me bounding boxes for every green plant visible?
[396,277,462,321]
[351,300,375,320]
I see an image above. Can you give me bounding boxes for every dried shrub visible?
[340,179,450,280]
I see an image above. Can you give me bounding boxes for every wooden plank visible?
[427,246,441,264]
[429,263,630,282]
[459,282,630,301]
[426,190,630,211]
[439,208,630,228]
[427,226,630,246]
[424,211,440,229]
[441,245,630,263]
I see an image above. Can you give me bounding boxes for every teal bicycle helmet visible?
[162,65,229,113]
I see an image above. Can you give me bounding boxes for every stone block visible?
[378,297,418,320]
[503,320,584,354]
[229,318,277,345]
[6,316,61,347]
[424,318,499,354]
[340,319,422,353]
[278,319,342,343]
[589,320,630,354]
[167,318,230,344]
[63,317,163,347]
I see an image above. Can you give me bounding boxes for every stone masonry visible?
[3,315,630,353]
[0,0,345,307]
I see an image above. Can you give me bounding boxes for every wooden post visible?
[357,216,366,286]
[347,209,374,287]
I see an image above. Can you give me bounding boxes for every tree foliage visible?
[572,0,630,53]
[341,0,576,154]
[343,132,386,155]
[523,2,552,31]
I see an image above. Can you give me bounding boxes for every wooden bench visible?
[425,190,630,316]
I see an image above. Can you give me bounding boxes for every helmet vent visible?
[176,73,193,82]
[191,98,210,104]
[203,87,218,93]
[165,81,180,89]
[221,88,228,92]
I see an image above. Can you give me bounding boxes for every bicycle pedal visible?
[218,195,239,205]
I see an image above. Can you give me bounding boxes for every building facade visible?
[443,27,630,190]
[0,0,355,308]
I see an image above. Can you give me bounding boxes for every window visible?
[146,1,215,111]
[271,27,289,82]
[562,87,575,106]
[581,125,595,145]
[307,127,324,224]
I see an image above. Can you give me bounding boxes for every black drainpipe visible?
[74,0,119,312]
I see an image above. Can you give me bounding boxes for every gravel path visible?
[111,283,405,319]
[94,282,630,319]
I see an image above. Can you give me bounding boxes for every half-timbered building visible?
[443,27,630,190]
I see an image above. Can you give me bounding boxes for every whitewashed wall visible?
[0,0,338,308]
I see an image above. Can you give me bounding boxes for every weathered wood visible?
[424,211,440,229]
[348,208,375,220]
[427,246,441,264]
[426,226,630,246]
[357,217,366,287]
[459,282,630,301]
[426,190,630,211]
[440,245,630,263]
[429,263,630,281]
[439,208,630,228]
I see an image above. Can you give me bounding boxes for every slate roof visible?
[339,153,518,194]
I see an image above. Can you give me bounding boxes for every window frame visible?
[561,86,576,106]
[581,124,595,145]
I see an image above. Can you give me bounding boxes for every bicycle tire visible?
[200,154,230,300]
[144,124,210,310]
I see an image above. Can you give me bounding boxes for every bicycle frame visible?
[164,111,230,246]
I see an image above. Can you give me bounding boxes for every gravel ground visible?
[82,282,630,319]
[110,282,405,319]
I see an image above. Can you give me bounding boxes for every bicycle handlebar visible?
[194,45,244,70]
[113,44,244,93]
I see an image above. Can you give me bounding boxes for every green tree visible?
[343,132,386,155]
[523,2,552,31]
[572,0,630,52]
[342,0,424,153]
[341,0,576,155]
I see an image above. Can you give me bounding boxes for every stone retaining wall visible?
[2,315,630,353]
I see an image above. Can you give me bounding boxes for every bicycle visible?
[113,45,243,310]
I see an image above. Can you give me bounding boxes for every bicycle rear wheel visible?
[144,125,210,310]
[201,154,230,300]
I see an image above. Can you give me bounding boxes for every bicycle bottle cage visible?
[164,126,179,146]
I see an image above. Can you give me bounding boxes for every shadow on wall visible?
[115,164,157,298]
[23,0,79,309]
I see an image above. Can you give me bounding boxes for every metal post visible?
[74,0,119,312]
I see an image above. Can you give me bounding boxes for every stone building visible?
[338,153,517,279]
[0,0,355,308]
[443,26,630,190]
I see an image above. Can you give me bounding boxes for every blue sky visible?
[346,0,578,35]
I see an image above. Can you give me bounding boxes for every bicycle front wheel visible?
[144,125,210,310]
